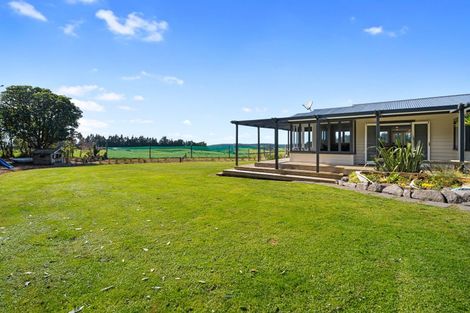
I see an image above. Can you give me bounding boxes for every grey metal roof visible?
[292,93,470,119]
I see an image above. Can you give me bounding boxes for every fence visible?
[88,145,286,160]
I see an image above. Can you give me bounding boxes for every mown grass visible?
[1,162,470,312]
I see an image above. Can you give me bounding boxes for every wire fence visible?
[74,145,287,160]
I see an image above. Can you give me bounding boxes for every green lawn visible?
[1,162,470,312]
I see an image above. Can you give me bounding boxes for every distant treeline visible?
[82,134,207,147]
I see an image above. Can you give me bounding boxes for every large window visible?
[320,120,354,153]
[290,120,354,153]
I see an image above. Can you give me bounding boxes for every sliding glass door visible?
[366,122,429,162]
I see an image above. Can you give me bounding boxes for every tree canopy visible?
[81,134,207,147]
[0,85,82,150]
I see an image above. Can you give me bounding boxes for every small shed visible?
[32,147,65,165]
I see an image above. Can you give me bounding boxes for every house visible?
[32,147,65,165]
[230,94,470,173]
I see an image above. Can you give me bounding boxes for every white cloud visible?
[95,9,168,42]
[129,119,154,124]
[242,106,267,113]
[133,95,144,101]
[72,99,105,112]
[122,70,153,80]
[364,25,408,37]
[160,76,184,85]
[78,118,108,134]
[121,71,184,86]
[363,26,383,35]
[61,21,82,37]
[121,74,142,81]
[117,105,135,111]
[57,85,99,97]
[182,120,192,126]
[8,1,47,22]
[96,92,124,101]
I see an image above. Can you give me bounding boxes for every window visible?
[291,120,354,153]
[303,126,312,151]
[320,124,329,151]
[320,120,354,153]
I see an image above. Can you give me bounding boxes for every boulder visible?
[356,182,369,191]
[340,176,349,182]
[453,190,470,202]
[411,189,445,203]
[337,180,344,186]
[441,188,463,204]
[382,184,404,197]
[367,183,384,193]
[342,182,357,189]
[403,189,412,198]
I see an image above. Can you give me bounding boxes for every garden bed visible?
[338,169,470,204]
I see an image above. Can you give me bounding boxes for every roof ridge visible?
[350,93,470,108]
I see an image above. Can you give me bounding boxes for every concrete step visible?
[235,165,343,179]
[254,162,344,174]
[218,169,337,184]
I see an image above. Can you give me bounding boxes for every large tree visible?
[0,85,82,150]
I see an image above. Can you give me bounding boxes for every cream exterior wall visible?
[289,112,463,165]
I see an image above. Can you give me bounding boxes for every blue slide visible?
[0,158,14,170]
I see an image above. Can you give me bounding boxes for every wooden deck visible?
[218,159,369,183]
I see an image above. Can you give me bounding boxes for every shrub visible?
[427,170,462,189]
[375,140,424,173]
[413,170,462,190]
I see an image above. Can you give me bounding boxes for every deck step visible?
[219,169,337,184]
[235,165,343,179]
[254,162,344,174]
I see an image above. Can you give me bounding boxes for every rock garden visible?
[338,140,470,204]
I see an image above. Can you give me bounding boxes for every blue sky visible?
[1,0,470,144]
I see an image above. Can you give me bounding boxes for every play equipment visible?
[0,158,14,170]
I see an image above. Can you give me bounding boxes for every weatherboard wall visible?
[290,112,464,165]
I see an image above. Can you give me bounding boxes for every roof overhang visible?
[231,117,291,130]
[288,104,470,123]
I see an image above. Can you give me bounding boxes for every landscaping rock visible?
[441,188,463,204]
[382,184,403,197]
[337,180,344,186]
[453,190,470,202]
[356,182,369,191]
[367,183,384,193]
[342,182,357,189]
[403,189,412,198]
[411,189,445,203]
[340,176,349,182]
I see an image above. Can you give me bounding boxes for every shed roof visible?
[33,147,63,154]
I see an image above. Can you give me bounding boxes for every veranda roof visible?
[232,94,470,129]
